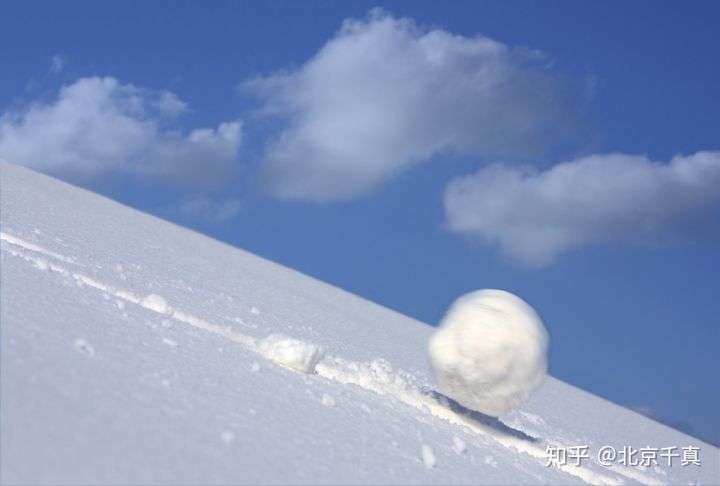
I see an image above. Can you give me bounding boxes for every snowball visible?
[259,334,325,374]
[427,289,549,417]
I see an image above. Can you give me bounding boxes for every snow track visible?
[1,230,669,485]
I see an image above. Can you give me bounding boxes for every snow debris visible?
[73,338,95,357]
[259,334,325,374]
[452,436,466,454]
[249,306,260,315]
[428,289,549,416]
[321,393,335,407]
[141,294,170,314]
[162,337,178,347]
[249,362,261,373]
[115,299,125,310]
[33,258,49,271]
[421,444,436,468]
[484,455,498,468]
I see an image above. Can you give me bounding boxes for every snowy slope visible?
[1,160,717,485]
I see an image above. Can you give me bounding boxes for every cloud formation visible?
[0,77,242,187]
[245,9,580,201]
[444,151,720,266]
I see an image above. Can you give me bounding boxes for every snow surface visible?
[1,160,718,485]
[428,289,549,416]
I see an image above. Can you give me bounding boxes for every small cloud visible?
[444,151,720,266]
[152,91,188,117]
[49,55,65,75]
[176,195,242,223]
[0,76,242,188]
[244,9,583,202]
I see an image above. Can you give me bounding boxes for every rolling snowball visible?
[428,289,549,417]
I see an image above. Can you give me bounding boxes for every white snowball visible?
[427,289,549,417]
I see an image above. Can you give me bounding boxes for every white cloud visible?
[49,55,65,75]
[444,151,720,266]
[0,77,242,187]
[245,9,580,201]
[176,195,242,223]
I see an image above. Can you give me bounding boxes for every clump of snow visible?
[321,393,335,407]
[141,294,170,314]
[249,362,261,373]
[258,334,325,374]
[427,289,549,417]
[452,436,466,454]
[421,444,436,468]
[33,258,49,271]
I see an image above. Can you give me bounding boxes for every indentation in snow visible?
[73,338,95,357]
[259,334,325,373]
[421,444,436,468]
[141,294,170,314]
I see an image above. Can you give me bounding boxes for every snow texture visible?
[428,289,549,416]
[1,160,717,485]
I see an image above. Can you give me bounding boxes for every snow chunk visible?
[249,362,261,373]
[259,334,325,374]
[321,393,335,407]
[421,444,436,468]
[452,436,466,454]
[428,289,549,417]
[141,294,170,314]
[33,258,49,271]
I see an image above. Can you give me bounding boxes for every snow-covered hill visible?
[1,161,717,485]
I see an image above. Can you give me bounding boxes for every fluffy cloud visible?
[245,10,580,201]
[0,77,242,187]
[444,151,720,266]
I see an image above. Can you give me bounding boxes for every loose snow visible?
[428,289,549,417]
[259,334,325,374]
[321,393,336,407]
[141,294,171,314]
[452,436,467,454]
[421,444,436,468]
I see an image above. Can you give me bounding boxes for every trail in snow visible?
[0,231,665,486]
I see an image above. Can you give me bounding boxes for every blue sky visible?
[1,1,718,445]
